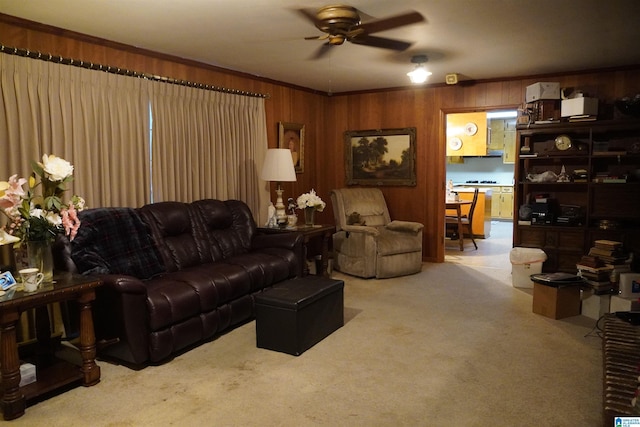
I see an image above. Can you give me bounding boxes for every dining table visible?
[445,199,472,251]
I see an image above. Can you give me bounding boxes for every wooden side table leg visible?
[0,311,25,420]
[321,230,330,277]
[77,292,100,387]
[302,235,311,276]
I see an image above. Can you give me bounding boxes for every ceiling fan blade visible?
[305,34,329,41]
[359,11,424,34]
[349,35,412,51]
[310,43,334,60]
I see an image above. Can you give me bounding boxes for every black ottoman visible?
[255,276,344,356]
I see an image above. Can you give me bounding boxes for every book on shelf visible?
[581,278,614,294]
[588,247,624,257]
[594,240,623,250]
[576,262,613,273]
[592,150,628,156]
[577,270,611,282]
[586,253,627,265]
[568,115,597,122]
[592,177,627,183]
[578,255,606,268]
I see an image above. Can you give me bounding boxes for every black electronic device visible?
[556,204,584,226]
[615,311,640,325]
[531,203,554,225]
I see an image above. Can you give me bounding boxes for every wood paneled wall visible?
[3,14,640,263]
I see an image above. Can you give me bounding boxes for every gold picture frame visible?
[345,127,417,186]
[278,122,305,174]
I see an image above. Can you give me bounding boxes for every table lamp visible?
[261,148,297,225]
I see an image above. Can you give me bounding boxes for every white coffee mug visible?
[19,268,44,292]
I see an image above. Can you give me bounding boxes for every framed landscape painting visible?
[344,127,417,186]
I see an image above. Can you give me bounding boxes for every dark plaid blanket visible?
[71,208,165,279]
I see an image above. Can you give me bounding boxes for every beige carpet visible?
[12,223,603,426]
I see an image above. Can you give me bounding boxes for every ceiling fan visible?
[297,5,425,59]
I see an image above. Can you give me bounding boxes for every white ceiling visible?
[2,0,640,94]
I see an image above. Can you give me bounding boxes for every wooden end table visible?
[0,272,102,420]
[258,224,335,277]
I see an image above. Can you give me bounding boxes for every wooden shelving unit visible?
[513,119,640,273]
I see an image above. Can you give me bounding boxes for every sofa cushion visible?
[146,262,253,331]
[376,227,423,256]
[192,199,256,261]
[138,202,210,272]
[71,208,165,279]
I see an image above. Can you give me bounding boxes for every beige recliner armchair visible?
[331,188,424,279]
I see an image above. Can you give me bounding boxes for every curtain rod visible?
[0,44,270,99]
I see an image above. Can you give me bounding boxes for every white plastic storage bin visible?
[510,247,547,288]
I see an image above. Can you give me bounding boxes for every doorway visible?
[443,108,517,261]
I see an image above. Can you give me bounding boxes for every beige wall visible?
[2,14,640,262]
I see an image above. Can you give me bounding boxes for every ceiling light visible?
[407,55,431,84]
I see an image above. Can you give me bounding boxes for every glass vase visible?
[27,240,54,284]
[304,207,316,226]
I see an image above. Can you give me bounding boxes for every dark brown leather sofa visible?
[56,199,303,367]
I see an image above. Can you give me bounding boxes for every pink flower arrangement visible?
[0,154,85,246]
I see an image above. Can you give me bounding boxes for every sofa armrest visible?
[386,220,424,234]
[92,274,151,365]
[97,274,148,294]
[341,225,380,237]
[252,231,303,251]
[252,232,305,277]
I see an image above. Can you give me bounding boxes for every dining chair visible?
[445,188,479,250]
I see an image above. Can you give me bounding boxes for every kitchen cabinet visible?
[513,119,640,273]
[499,187,514,219]
[490,186,514,219]
[448,187,492,238]
[446,112,488,156]
[489,118,516,163]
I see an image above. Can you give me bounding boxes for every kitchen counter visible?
[455,183,514,220]
[454,183,513,187]
[447,187,492,238]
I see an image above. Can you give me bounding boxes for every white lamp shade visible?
[261,148,297,182]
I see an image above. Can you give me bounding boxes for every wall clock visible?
[464,122,478,136]
[554,134,572,151]
[448,137,463,151]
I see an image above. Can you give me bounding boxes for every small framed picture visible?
[278,122,305,174]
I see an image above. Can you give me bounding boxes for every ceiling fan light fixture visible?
[407,64,431,84]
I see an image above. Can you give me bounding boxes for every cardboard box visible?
[610,295,640,312]
[581,292,610,320]
[532,282,581,319]
[526,82,560,103]
[618,273,640,298]
[561,97,599,117]
[529,100,561,122]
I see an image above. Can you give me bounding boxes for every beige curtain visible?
[149,82,269,221]
[0,53,152,208]
[1,52,269,222]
